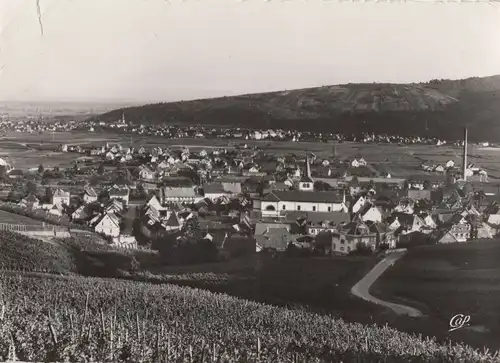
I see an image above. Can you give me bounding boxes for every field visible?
[3,130,500,181]
[372,240,500,352]
[0,272,497,362]
[146,255,383,321]
[0,210,45,226]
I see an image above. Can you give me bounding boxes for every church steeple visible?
[299,152,314,191]
[305,153,311,179]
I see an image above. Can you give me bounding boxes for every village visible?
[0,125,498,261]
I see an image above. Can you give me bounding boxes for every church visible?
[253,155,348,218]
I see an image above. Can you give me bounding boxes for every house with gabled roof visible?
[356,203,383,223]
[330,221,378,254]
[72,205,89,221]
[51,189,70,206]
[108,186,130,206]
[19,194,40,209]
[47,203,64,217]
[162,186,201,204]
[138,165,157,181]
[164,211,182,231]
[94,212,121,238]
[82,187,98,204]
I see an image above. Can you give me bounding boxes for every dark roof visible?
[255,228,292,251]
[265,191,343,204]
[408,175,446,182]
[203,183,226,194]
[165,212,180,227]
[408,189,432,200]
[25,193,39,203]
[283,211,350,225]
[109,188,129,196]
[340,221,375,236]
[300,175,314,183]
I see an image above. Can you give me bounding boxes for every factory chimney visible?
[463,128,468,182]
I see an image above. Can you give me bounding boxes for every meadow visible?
[0,272,498,362]
[0,210,45,226]
[372,240,500,352]
[3,130,500,180]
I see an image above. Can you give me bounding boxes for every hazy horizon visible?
[1,0,499,104]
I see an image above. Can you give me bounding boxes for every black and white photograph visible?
[0,0,500,362]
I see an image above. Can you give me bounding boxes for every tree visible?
[26,181,37,195]
[38,164,44,174]
[0,165,8,181]
[97,164,105,175]
[423,180,431,190]
[403,180,409,190]
[183,217,201,240]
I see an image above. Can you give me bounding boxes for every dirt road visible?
[351,251,423,317]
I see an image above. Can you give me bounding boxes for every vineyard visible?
[0,273,498,363]
[0,231,76,273]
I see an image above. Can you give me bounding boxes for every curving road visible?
[351,251,423,317]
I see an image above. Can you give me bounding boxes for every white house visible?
[146,195,166,212]
[358,204,383,223]
[83,187,98,204]
[105,152,115,161]
[351,159,360,168]
[94,212,121,238]
[51,189,70,206]
[203,183,227,201]
[162,186,201,204]
[446,160,455,168]
[47,204,64,217]
[19,194,40,209]
[351,196,367,214]
[139,165,156,180]
[72,205,88,221]
[108,187,130,206]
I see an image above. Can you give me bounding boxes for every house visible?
[351,159,360,168]
[146,195,166,212]
[82,187,98,204]
[108,187,130,206]
[105,199,124,215]
[139,165,157,181]
[51,189,70,206]
[162,186,200,204]
[94,212,121,238]
[446,160,455,168]
[47,204,64,217]
[434,165,445,173]
[351,196,367,214]
[255,227,295,252]
[221,182,242,195]
[408,189,431,201]
[19,194,40,209]
[438,214,471,243]
[203,183,228,201]
[72,205,88,221]
[164,211,182,231]
[356,203,383,223]
[331,221,378,254]
[283,211,350,236]
[394,198,414,214]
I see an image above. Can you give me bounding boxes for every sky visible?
[0,0,499,103]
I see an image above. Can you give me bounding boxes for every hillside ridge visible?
[97,74,500,141]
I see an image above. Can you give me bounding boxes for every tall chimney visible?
[463,128,468,182]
